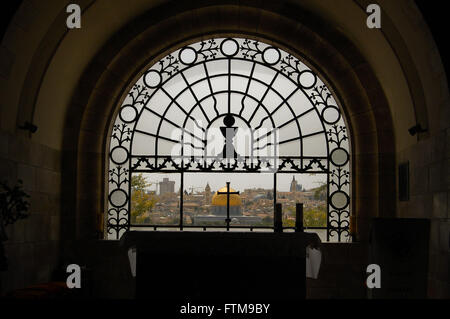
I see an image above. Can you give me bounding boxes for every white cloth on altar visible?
[306,246,321,279]
[128,247,137,277]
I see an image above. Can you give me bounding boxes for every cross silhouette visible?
[217,182,240,230]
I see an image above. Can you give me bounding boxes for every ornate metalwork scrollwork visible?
[107,37,351,241]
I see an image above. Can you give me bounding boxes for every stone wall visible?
[395,1,450,297]
[398,129,450,298]
[0,129,61,294]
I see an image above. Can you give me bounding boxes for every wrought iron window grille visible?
[107,38,351,242]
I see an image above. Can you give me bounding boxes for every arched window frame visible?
[107,37,351,242]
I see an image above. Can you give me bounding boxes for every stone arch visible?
[62,2,395,242]
[1,0,448,298]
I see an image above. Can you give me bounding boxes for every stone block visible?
[35,144,61,171]
[0,130,9,157]
[431,131,447,164]
[428,251,440,278]
[33,242,58,283]
[10,218,26,243]
[354,153,377,175]
[429,161,447,192]
[0,158,17,184]
[379,195,396,218]
[410,140,432,169]
[78,130,103,154]
[377,130,396,154]
[439,221,450,252]
[446,128,450,159]
[0,269,13,294]
[436,252,449,282]
[397,201,409,218]
[238,5,262,34]
[23,214,41,242]
[448,191,450,218]
[50,215,60,241]
[80,105,109,135]
[35,168,61,195]
[379,153,396,174]
[29,192,47,215]
[429,220,440,251]
[39,215,51,242]
[0,46,15,79]
[407,194,432,218]
[17,163,35,192]
[353,132,378,155]
[7,135,31,164]
[258,8,287,39]
[10,0,35,31]
[355,173,378,198]
[410,166,429,196]
[433,192,448,218]
[350,111,377,136]
[21,243,39,287]
[48,194,61,216]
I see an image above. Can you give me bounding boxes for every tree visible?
[131,173,150,192]
[303,207,327,227]
[0,180,30,241]
[130,174,158,224]
[0,180,30,271]
[283,218,295,227]
[313,183,327,201]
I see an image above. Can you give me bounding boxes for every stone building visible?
[290,176,303,193]
[204,183,211,205]
[158,177,175,195]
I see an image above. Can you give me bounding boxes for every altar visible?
[120,231,318,300]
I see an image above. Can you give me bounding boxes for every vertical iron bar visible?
[227,58,231,114]
[273,173,277,218]
[327,169,330,242]
[274,203,282,233]
[226,181,230,231]
[180,172,184,231]
[295,203,304,232]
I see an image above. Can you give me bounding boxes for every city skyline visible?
[139,172,327,195]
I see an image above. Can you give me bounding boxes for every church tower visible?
[290,176,297,193]
[204,183,211,204]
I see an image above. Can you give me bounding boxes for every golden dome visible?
[211,187,242,206]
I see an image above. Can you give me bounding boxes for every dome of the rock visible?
[211,187,242,206]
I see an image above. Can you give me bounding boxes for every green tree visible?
[286,206,296,217]
[131,173,150,191]
[130,174,158,224]
[303,207,327,227]
[313,183,327,201]
[283,218,295,227]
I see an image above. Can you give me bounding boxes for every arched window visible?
[107,38,351,242]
